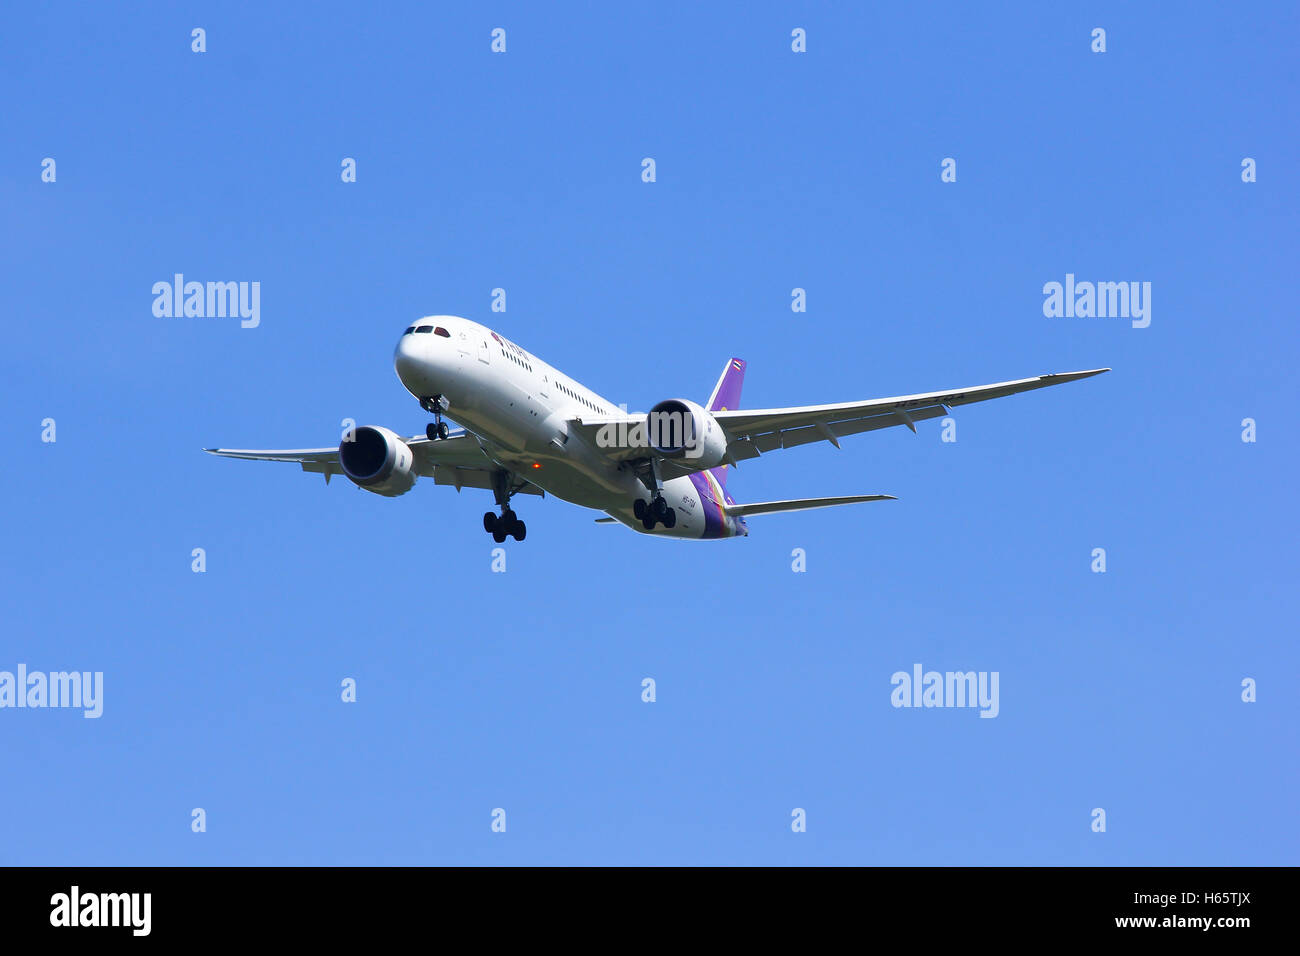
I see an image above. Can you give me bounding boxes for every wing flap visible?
[431,466,544,496]
[742,403,953,456]
[406,433,502,473]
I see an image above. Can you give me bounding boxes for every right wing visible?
[204,430,544,496]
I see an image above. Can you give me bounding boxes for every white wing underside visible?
[204,431,544,496]
[569,368,1109,477]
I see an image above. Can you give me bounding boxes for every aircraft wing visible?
[711,368,1110,463]
[204,430,544,496]
[569,368,1108,477]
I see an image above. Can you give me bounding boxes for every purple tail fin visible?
[707,358,746,413]
[706,358,745,487]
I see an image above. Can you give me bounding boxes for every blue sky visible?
[1,2,1296,865]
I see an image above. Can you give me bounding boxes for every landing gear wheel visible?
[485,471,528,542]
[427,423,439,441]
[642,515,656,531]
[633,499,647,520]
[663,508,677,529]
[437,421,449,440]
[487,509,524,543]
[652,496,669,519]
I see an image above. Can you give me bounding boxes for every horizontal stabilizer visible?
[723,494,896,517]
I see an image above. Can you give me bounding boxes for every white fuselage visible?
[392,316,746,539]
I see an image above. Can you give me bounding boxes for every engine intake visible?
[647,399,727,468]
[338,425,417,497]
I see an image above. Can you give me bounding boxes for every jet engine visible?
[646,399,728,468]
[338,425,417,496]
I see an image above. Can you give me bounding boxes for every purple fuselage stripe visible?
[689,470,728,538]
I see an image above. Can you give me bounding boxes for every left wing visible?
[711,368,1109,459]
[205,431,544,496]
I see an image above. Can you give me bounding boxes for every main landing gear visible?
[484,470,527,543]
[634,495,676,531]
[629,457,675,531]
[421,394,450,441]
[484,509,525,543]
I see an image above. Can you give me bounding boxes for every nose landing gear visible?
[421,395,450,440]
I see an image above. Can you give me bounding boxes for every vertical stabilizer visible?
[705,358,745,487]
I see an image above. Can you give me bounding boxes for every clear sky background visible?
[2,3,1296,865]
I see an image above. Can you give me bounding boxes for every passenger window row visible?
[499,347,532,372]
[557,382,603,413]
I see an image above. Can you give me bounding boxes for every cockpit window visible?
[434,327,450,337]
[403,326,416,335]
[414,326,433,333]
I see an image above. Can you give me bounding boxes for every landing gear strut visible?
[421,394,450,441]
[484,470,527,543]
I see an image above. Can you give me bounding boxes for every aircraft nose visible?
[394,332,421,380]
[393,329,436,395]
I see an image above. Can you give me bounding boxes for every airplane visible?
[206,315,1109,542]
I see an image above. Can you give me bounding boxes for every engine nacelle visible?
[646,399,728,469]
[338,425,417,497]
